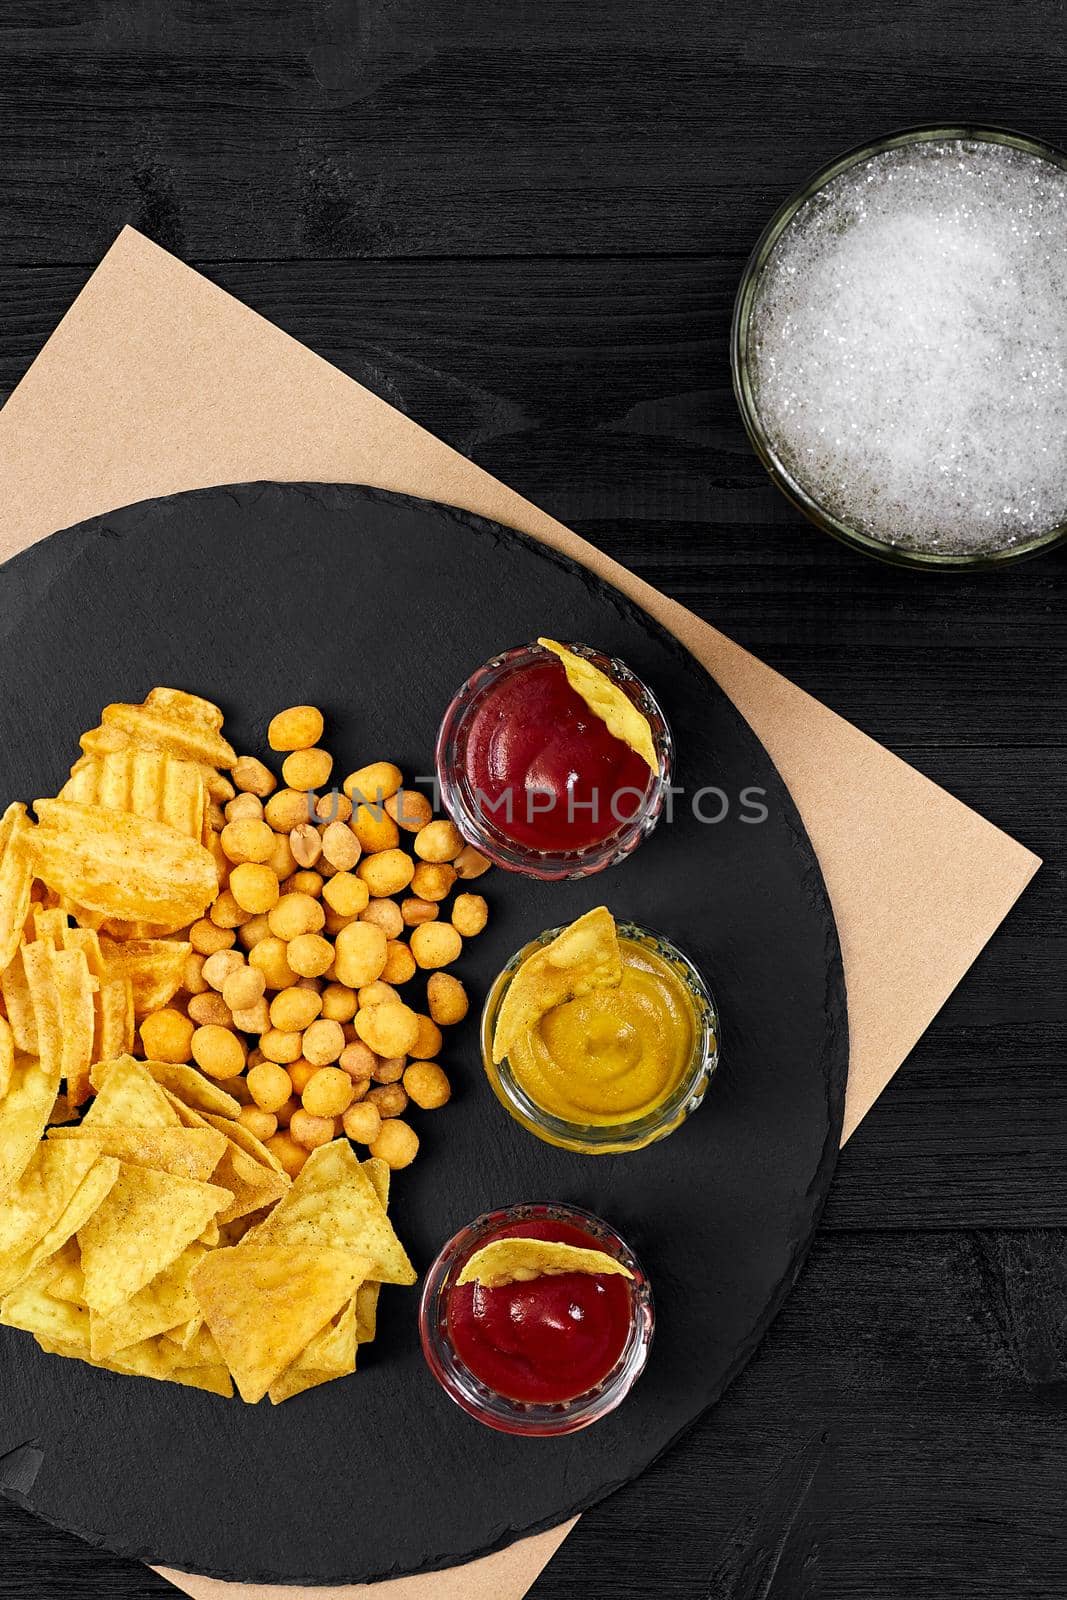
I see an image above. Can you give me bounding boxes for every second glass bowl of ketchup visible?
[435,641,673,879]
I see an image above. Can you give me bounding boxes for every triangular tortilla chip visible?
[201,1110,285,1174]
[144,1061,240,1119]
[0,1141,100,1295]
[538,638,659,773]
[245,1141,415,1286]
[78,1162,231,1315]
[193,1244,370,1404]
[48,1124,228,1182]
[492,905,623,1063]
[161,1092,288,1221]
[30,1237,85,1304]
[269,1297,359,1405]
[456,1236,634,1288]
[1,1276,90,1350]
[355,1157,391,1344]
[84,1054,180,1130]
[90,1242,209,1360]
[6,1161,119,1302]
[0,1051,63,1201]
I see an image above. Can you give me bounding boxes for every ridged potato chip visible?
[0,803,33,975]
[0,1052,63,1201]
[78,688,235,800]
[100,937,190,1018]
[62,748,206,841]
[30,800,218,933]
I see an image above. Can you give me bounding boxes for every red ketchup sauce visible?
[462,658,652,852]
[445,1217,634,1405]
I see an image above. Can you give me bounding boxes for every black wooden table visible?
[1,6,1064,1598]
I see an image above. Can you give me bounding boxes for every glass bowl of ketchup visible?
[419,1201,654,1436]
[435,641,673,880]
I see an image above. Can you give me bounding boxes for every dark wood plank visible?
[2,1,1067,263]
[0,259,1063,750]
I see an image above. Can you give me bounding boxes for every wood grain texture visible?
[0,0,1064,1595]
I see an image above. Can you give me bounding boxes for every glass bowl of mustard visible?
[481,921,719,1155]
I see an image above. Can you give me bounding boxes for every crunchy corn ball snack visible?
[268,705,324,752]
[152,701,486,1173]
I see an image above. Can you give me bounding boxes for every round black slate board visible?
[0,483,847,1585]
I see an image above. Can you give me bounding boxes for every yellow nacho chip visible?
[193,1244,370,1404]
[492,905,623,1063]
[90,1242,209,1360]
[30,1237,85,1304]
[0,1141,100,1295]
[142,1062,240,1119]
[29,800,218,935]
[0,802,33,975]
[84,1055,181,1129]
[161,1092,289,1221]
[538,638,659,774]
[245,1140,415,1286]
[9,1158,120,1298]
[0,1051,62,1201]
[355,1157,390,1344]
[269,1297,359,1405]
[456,1237,634,1288]
[1,1276,90,1350]
[78,1162,232,1316]
[48,1124,228,1182]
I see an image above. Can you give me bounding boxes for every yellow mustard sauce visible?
[505,937,696,1125]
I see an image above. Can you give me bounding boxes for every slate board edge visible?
[0,481,848,1585]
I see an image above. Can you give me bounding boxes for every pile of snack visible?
[0,686,485,1400]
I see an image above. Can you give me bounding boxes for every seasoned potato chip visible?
[0,1015,12,1102]
[492,905,623,1064]
[84,1055,180,1130]
[269,1296,358,1405]
[61,748,206,841]
[0,1052,62,1201]
[245,1140,415,1286]
[538,638,658,773]
[49,1124,228,1182]
[456,1236,634,1288]
[78,1163,232,1316]
[0,803,33,974]
[100,937,190,1018]
[30,801,218,934]
[0,946,37,1053]
[78,689,235,796]
[0,1141,100,1295]
[19,943,98,1109]
[193,1244,369,1404]
[92,975,135,1068]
